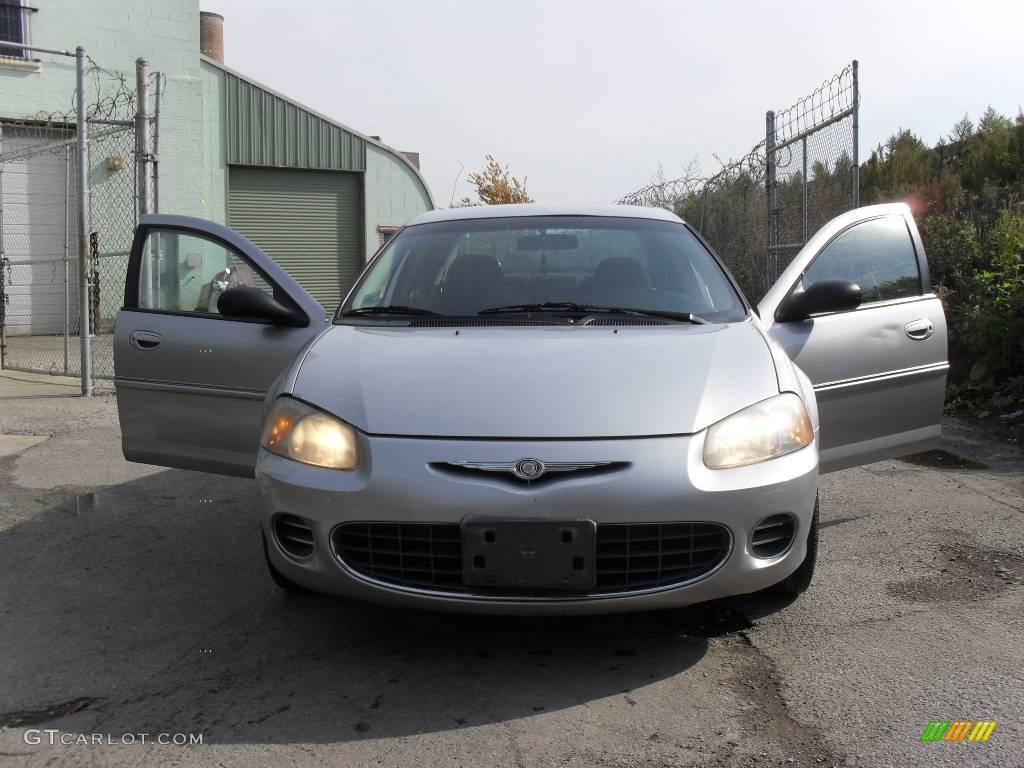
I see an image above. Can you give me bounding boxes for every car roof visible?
[406,203,685,226]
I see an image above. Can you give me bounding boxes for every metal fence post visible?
[153,72,161,214]
[135,58,153,309]
[63,145,70,374]
[136,58,151,219]
[76,46,93,396]
[0,253,6,373]
[699,186,709,234]
[801,134,808,244]
[765,110,776,288]
[851,59,860,207]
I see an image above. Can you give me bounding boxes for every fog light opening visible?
[750,514,796,559]
[273,513,316,559]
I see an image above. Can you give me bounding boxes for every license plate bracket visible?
[461,517,597,590]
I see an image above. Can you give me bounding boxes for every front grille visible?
[274,514,316,559]
[750,514,796,558]
[430,460,627,486]
[333,523,464,590]
[594,523,731,591]
[332,521,730,596]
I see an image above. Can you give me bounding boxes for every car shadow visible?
[0,464,774,745]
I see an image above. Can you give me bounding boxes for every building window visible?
[378,226,400,249]
[0,2,31,60]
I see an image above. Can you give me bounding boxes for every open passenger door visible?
[759,203,948,473]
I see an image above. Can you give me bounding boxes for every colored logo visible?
[920,721,997,742]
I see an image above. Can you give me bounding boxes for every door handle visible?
[129,330,162,350]
[904,319,934,340]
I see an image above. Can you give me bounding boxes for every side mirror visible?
[217,286,307,327]
[776,279,862,323]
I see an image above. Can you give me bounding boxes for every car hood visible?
[290,321,778,438]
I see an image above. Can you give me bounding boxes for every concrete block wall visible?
[364,144,431,259]
[0,0,205,221]
[199,59,227,225]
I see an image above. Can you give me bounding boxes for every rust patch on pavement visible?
[888,543,1023,603]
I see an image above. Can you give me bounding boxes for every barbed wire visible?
[617,63,855,212]
[771,63,855,146]
[0,62,162,132]
[616,62,857,299]
[617,145,766,212]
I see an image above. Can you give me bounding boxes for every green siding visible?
[225,73,366,171]
[228,167,363,309]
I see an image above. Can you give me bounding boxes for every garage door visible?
[0,126,75,336]
[228,167,363,310]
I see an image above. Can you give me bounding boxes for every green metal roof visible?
[223,71,366,171]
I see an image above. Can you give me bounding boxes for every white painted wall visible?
[363,144,431,260]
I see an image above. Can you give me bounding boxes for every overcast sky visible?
[201,0,1023,207]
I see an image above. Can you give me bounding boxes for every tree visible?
[949,114,974,143]
[464,155,534,205]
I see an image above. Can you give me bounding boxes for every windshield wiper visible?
[595,306,707,324]
[478,302,706,324]
[479,302,591,315]
[341,305,439,317]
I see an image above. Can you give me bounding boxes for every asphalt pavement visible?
[0,384,1021,767]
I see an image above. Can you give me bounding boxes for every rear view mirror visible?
[517,234,578,251]
[776,279,862,323]
[217,286,307,327]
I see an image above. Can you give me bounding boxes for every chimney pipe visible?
[200,11,224,63]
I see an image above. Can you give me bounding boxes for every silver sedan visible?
[114,203,947,613]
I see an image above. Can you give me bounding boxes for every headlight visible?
[702,393,813,469]
[260,397,359,470]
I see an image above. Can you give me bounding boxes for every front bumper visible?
[256,431,819,614]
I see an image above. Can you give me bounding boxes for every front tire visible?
[767,494,819,597]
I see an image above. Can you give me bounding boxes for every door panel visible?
[115,215,328,477]
[760,204,948,473]
[767,296,947,471]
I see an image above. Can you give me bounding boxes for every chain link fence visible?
[0,56,161,381]
[767,62,859,284]
[618,62,859,301]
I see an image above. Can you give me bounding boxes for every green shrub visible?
[864,108,1024,414]
[947,205,1024,414]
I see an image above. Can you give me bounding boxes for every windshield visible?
[340,215,747,323]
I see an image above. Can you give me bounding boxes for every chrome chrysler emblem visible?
[447,459,616,482]
[513,458,544,480]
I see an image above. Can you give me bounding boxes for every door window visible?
[802,215,922,304]
[137,229,275,315]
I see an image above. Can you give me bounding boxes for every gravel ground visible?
[0,393,1021,767]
